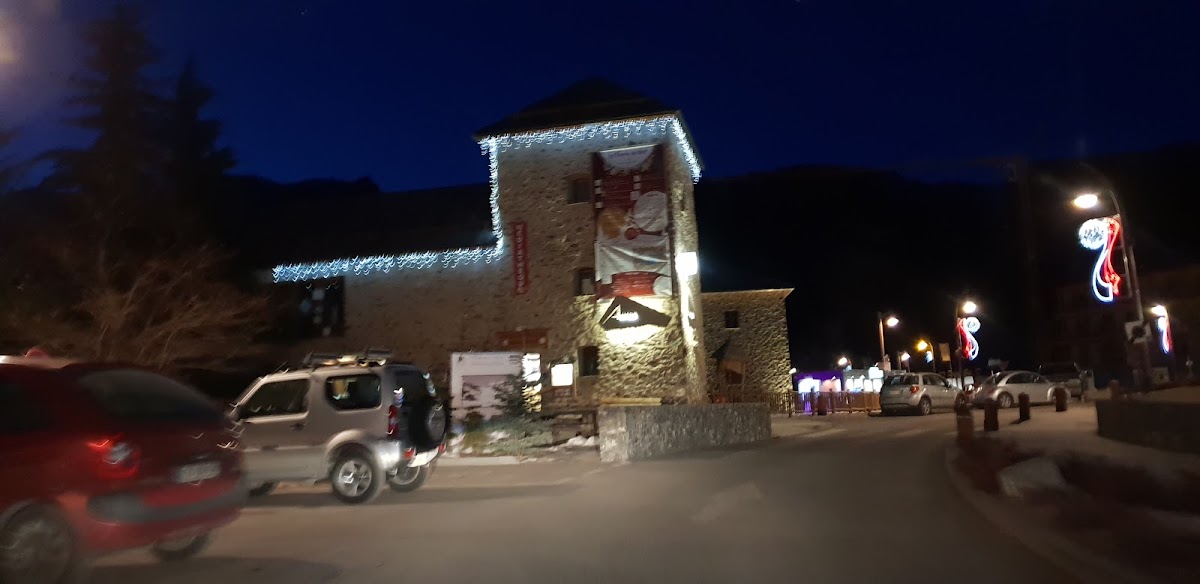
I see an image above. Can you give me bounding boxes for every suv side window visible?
[324,374,382,411]
[242,379,309,418]
[924,374,947,387]
[0,381,49,434]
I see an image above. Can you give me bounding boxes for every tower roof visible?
[473,78,680,138]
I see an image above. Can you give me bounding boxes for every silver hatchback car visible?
[879,372,958,415]
[230,352,447,505]
[971,370,1069,409]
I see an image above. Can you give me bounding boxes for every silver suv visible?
[879,372,958,415]
[229,351,447,504]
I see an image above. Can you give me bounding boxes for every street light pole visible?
[877,313,899,370]
[1079,163,1144,317]
[877,312,886,369]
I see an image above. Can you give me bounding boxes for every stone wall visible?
[597,403,772,462]
[700,290,792,405]
[1095,399,1200,455]
[300,120,707,404]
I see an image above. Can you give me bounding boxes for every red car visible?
[0,357,246,583]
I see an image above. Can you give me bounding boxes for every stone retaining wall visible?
[1095,399,1200,455]
[598,403,771,463]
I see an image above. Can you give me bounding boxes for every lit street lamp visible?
[961,301,977,315]
[877,313,899,369]
[1149,304,1167,318]
[915,339,929,351]
[1072,193,1100,209]
[899,352,910,367]
[837,356,849,368]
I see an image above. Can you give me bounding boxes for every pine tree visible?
[54,2,165,209]
[165,57,235,237]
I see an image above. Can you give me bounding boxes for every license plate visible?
[175,461,221,483]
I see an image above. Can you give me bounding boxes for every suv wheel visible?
[330,449,383,505]
[388,462,434,493]
[0,506,84,584]
[917,397,932,416]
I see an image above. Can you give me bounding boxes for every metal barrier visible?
[794,392,880,415]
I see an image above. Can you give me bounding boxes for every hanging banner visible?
[592,144,672,298]
[511,221,529,295]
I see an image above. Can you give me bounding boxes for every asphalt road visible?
[92,412,1072,583]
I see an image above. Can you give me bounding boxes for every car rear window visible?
[883,374,918,386]
[75,369,221,423]
[389,368,435,402]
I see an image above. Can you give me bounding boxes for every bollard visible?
[817,393,828,416]
[1108,380,1123,401]
[955,408,975,446]
[1018,393,1031,422]
[983,402,1000,432]
[1054,388,1068,412]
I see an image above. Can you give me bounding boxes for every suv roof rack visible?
[300,348,406,369]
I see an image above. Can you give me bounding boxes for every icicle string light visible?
[273,115,698,282]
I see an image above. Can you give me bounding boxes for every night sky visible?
[3,0,1199,191]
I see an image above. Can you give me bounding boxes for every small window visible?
[324,374,382,411]
[724,311,740,329]
[579,346,600,377]
[241,379,309,418]
[567,176,592,205]
[575,268,595,296]
[0,382,49,434]
[720,360,745,385]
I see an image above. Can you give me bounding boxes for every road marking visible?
[691,482,763,524]
[801,428,847,439]
[892,427,929,438]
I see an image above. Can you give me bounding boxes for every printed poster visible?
[592,144,673,298]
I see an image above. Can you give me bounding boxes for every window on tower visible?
[567,175,592,205]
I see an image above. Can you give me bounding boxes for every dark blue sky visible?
[4,0,1199,191]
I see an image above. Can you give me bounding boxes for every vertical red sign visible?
[511,221,529,295]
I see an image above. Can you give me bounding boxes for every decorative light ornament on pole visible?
[957,317,981,361]
[1150,304,1173,354]
[1078,217,1123,303]
[272,115,700,282]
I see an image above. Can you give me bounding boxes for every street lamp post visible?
[877,313,899,370]
[1073,189,1145,318]
[1074,166,1150,389]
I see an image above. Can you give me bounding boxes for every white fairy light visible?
[273,115,699,282]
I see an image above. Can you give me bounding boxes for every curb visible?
[438,455,522,467]
[942,447,1157,584]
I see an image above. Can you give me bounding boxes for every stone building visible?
[700,290,793,407]
[261,80,790,407]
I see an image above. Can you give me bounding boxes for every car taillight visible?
[87,436,140,479]
[387,405,399,437]
[910,385,920,394]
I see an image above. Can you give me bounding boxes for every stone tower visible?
[474,79,708,404]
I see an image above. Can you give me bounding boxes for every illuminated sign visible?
[957,317,981,361]
[598,296,670,331]
[1078,217,1122,303]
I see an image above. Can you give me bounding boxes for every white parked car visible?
[879,372,958,416]
[971,371,1069,409]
